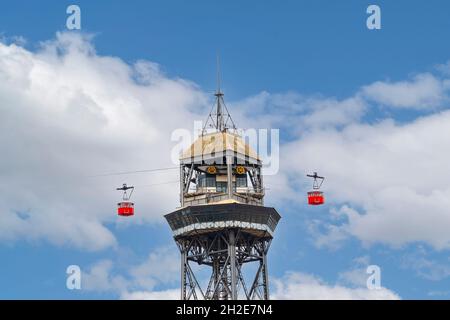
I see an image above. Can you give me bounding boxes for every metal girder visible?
[177,228,272,300]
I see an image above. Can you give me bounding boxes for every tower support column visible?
[228,229,237,300]
[262,250,269,299]
[179,165,184,207]
[226,155,233,199]
[180,242,187,300]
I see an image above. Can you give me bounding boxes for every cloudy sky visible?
[1,0,450,299]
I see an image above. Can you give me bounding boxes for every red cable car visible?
[117,183,134,216]
[307,172,325,205]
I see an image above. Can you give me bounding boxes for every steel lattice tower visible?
[165,75,280,300]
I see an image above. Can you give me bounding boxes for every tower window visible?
[198,173,216,188]
[216,182,227,193]
[236,174,247,188]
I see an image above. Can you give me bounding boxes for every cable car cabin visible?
[306,172,325,206]
[307,191,325,205]
[116,183,135,217]
[117,201,134,216]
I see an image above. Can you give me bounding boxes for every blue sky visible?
[5,0,450,98]
[1,0,450,299]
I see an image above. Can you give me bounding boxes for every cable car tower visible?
[165,68,281,300]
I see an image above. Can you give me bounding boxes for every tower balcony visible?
[165,203,281,239]
[183,190,263,206]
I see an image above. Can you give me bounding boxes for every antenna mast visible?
[215,54,225,132]
[203,55,237,134]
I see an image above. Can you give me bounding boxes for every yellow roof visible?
[180,131,259,161]
[213,198,241,205]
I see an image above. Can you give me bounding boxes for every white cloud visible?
[2,30,450,258]
[0,32,207,251]
[277,107,450,250]
[436,60,450,76]
[338,268,369,288]
[83,252,400,300]
[427,290,450,297]
[231,91,366,133]
[223,69,450,252]
[129,246,179,288]
[338,256,372,287]
[272,272,400,300]
[298,96,366,129]
[361,73,448,109]
[82,260,128,292]
[120,289,179,300]
[401,249,450,281]
[82,246,180,297]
